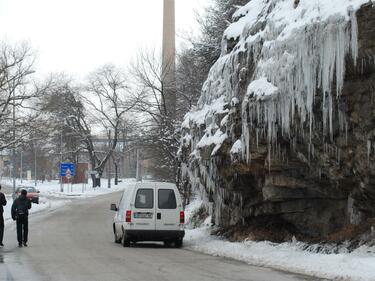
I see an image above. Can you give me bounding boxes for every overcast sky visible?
[0,0,207,79]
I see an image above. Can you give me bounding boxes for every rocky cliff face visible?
[179,0,375,238]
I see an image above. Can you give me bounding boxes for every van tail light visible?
[125,210,132,223]
[180,211,185,224]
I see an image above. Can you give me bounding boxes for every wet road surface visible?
[0,192,322,281]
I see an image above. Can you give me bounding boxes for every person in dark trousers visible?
[0,184,7,247]
[11,189,31,247]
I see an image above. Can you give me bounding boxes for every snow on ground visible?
[1,178,137,227]
[184,200,375,281]
[2,195,69,227]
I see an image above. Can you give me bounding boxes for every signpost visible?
[60,163,75,177]
[60,163,75,192]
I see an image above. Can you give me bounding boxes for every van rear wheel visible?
[174,238,183,248]
[122,231,130,247]
[164,240,172,248]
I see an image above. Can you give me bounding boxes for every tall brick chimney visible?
[162,0,176,119]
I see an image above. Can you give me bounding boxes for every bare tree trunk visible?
[114,161,118,185]
[136,149,142,182]
[107,157,111,189]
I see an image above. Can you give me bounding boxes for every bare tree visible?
[77,64,139,186]
[0,42,48,151]
[175,48,206,116]
[37,68,139,187]
[129,49,181,181]
[38,75,85,169]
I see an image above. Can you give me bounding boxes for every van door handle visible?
[157,213,161,220]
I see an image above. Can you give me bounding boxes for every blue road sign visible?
[60,163,75,177]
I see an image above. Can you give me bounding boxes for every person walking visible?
[11,189,31,247]
[0,184,7,247]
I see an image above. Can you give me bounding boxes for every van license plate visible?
[134,212,153,219]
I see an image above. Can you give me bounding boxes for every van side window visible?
[135,189,154,209]
[158,189,177,209]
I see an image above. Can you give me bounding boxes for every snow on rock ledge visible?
[179,0,375,237]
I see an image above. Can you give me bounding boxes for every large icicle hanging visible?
[231,1,367,164]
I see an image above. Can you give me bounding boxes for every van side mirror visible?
[110,204,118,211]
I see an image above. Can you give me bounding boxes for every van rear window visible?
[158,189,177,209]
[135,189,154,209]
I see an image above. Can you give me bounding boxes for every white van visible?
[110,182,185,247]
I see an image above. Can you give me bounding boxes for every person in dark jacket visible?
[0,184,7,247]
[11,189,31,247]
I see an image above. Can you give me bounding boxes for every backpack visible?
[16,199,28,218]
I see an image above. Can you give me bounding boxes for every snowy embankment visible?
[1,178,136,227]
[2,195,69,227]
[184,200,375,281]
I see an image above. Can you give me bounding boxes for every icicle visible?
[345,121,348,146]
[367,140,371,165]
[350,9,359,67]
[328,93,333,141]
[268,144,271,173]
[308,143,311,163]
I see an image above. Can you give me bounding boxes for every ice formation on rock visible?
[179,0,374,229]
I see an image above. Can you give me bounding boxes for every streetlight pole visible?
[60,121,63,192]
[34,141,37,186]
[108,129,111,189]
[12,89,16,196]
[20,150,23,183]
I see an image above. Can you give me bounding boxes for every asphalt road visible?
[0,192,321,281]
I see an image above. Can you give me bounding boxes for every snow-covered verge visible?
[1,178,136,198]
[184,200,375,281]
[1,178,136,226]
[2,196,70,227]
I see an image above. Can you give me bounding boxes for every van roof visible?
[135,182,156,188]
[134,182,177,189]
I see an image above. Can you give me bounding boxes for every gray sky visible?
[0,0,207,79]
